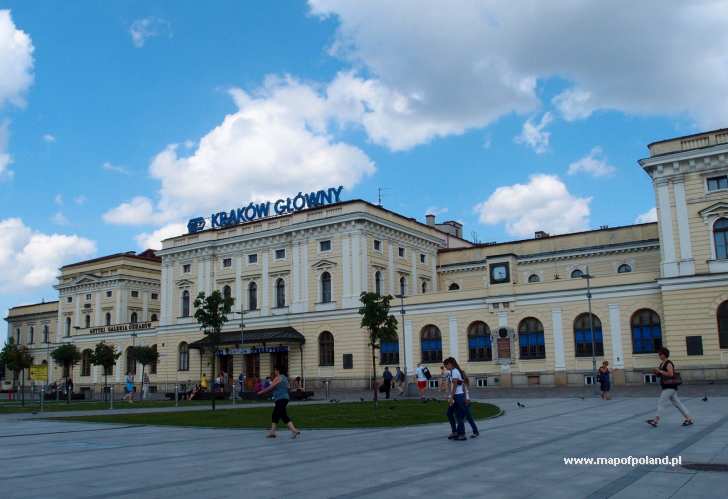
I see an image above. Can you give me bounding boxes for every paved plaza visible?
[2,393,728,498]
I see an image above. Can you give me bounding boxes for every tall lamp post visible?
[235,300,245,398]
[397,293,407,393]
[581,266,597,396]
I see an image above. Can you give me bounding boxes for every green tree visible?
[89,342,121,399]
[358,292,398,402]
[0,338,33,406]
[50,343,81,403]
[129,345,159,400]
[194,290,234,410]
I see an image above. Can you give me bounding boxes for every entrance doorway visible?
[245,353,260,391]
[218,354,234,391]
[271,350,289,375]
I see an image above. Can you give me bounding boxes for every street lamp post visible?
[581,266,597,396]
[234,301,245,404]
[397,293,407,395]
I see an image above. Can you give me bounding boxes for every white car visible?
[1,379,13,393]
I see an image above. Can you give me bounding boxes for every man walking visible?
[395,366,405,396]
[382,367,393,399]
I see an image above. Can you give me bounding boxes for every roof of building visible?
[188,327,306,349]
[647,127,728,148]
[60,249,160,270]
[438,221,658,254]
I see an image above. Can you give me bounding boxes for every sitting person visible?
[292,376,303,392]
[187,384,200,400]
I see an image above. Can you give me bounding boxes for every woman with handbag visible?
[646,347,693,427]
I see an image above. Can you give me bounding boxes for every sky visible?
[1,1,727,340]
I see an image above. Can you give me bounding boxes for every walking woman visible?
[646,347,694,427]
[444,357,468,441]
[598,361,611,400]
[257,367,301,439]
[123,372,134,403]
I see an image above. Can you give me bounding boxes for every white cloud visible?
[42,133,55,143]
[129,17,171,48]
[105,77,375,226]
[51,212,69,226]
[515,112,553,154]
[135,222,187,250]
[102,161,130,175]
[103,196,156,225]
[0,218,96,292]
[475,174,591,237]
[73,195,86,205]
[0,10,34,108]
[309,1,728,139]
[567,147,617,177]
[635,207,657,224]
[53,194,63,206]
[0,120,12,180]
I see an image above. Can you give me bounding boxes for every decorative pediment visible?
[74,274,101,285]
[311,259,337,270]
[699,202,728,221]
[175,278,194,287]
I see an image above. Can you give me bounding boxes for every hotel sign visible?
[187,186,345,234]
[89,321,154,335]
[218,346,289,355]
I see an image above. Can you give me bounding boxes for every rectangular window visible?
[85,294,92,300]
[131,291,139,298]
[67,296,72,303]
[380,341,400,365]
[275,248,286,260]
[342,353,353,370]
[686,336,703,356]
[223,258,232,268]
[420,253,426,264]
[398,247,405,258]
[106,290,112,298]
[151,293,158,300]
[248,253,258,264]
[319,240,331,252]
[707,175,728,191]
[373,240,382,251]
[183,264,191,273]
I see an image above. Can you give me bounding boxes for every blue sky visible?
[2,1,726,338]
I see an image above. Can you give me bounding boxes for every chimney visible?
[426,214,436,226]
[535,231,549,239]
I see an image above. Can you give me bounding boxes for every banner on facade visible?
[89,321,153,335]
[30,364,48,381]
[218,346,289,355]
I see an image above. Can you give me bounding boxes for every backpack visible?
[423,367,432,380]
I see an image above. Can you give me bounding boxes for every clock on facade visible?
[490,262,510,284]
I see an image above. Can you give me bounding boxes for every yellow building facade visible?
[4,129,728,392]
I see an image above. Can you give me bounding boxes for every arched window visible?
[130,312,138,324]
[713,218,728,259]
[126,347,136,376]
[29,326,34,344]
[178,342,189,371]
[105,312,111,326]
[375,271,383,296]
[223,285,232,302]
[571,269,584,279]
[380,334,399,365]
[528,274,541,283]
[618,264,632,273]
[631,309,662,354]
[420,325,442,363]
[518,318,546,359]
[43,325,49,343]
[717,301,728,349]
[181,290,190,317]
[65,317,71,336]
[421,280,428,294]
[468,321,492,361]
[248,282,258,310]
[448,283,460,291]
[275,278,286,308]
[85,315,91,328]
[574,313,604,357]
[81,349,92,377]
[318,331,334,367]
[150,344,158,374]
[399,276,407,296]
[150,313,158,322]
[321,272,332,303]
